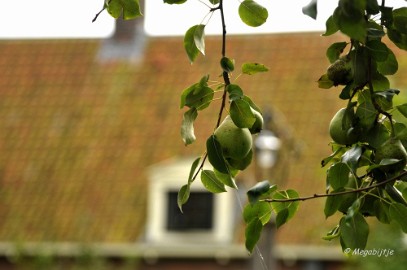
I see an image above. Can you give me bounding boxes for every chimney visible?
[98,1,147,63]
[112,17,142,43]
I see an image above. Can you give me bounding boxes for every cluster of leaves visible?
[92,0,142,22]
[94,0,407,255]
[314,0,407,251]
[243,181,299,252]
[165,0,301,253]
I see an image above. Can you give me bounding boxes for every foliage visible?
[95,0,407,255]
[345,222,407,270]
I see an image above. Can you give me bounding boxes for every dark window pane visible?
[167,191,214,231]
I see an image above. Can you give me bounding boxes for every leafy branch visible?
[262,170,407,203]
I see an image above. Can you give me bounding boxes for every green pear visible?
[329,108,359,145]
[327,57,353,86]
[375,138,407,173]
[214,116,252,159]
[227,149,253,170]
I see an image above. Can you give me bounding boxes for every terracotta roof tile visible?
[0,34,405,246]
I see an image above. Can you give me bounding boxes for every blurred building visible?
[0,15,406,270]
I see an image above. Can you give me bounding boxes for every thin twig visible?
[193,0,229,181]
[215,0,230,128]
[191,153,208,182]
[92,0,112,23]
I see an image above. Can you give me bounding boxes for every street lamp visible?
[252,109,282,270]
[255,129,282,169]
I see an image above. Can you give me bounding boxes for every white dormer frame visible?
[146,158,236,245]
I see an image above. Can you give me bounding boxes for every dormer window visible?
[166,191,214,231]
[146,158,235,245]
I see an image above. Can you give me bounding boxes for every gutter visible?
[0,242,345,262]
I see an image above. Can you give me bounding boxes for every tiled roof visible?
[0,33,406,246]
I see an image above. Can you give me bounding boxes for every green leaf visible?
[324,189,345,218]
[373,200,390,224]
[323,15,339,36]
[214,169,238,189]
[393,8,407,32]
[339,84,352,100]
[373,89,400,111]
[339,213,369,250]
[366,40,389,62]
[341,145,362,173]
[206,135,229,174]
[394,123,407,140]
[367,27,385,39]
[387,28,407,51]
[345,198,362,220]
[356,91,377,131]
[230,99,256,128]
[181,108,198,146]
[394,16,407,34]
[380,6,393,27]
[187,157,201,184]
[318,74,334,89]
[180,82,214,110]
[323,225,340,240]
[209,0,220,4]
[194,24,206,56]
[321,147,346,167]
[351,47,369,87]
[396,103,407,118]
[377,48,398,75]
[389,203,407,233]
[366,0,380,15]
[164,0,187,4]
[275,208,290,229]
[177,157,201,211]
[245,218,263,253]
[333,4,367,42]
[270,190,300,226]
[241,62,269,75]
[385,184,407,206]
[243,201,272,225]
[327,162,350,190]
[387,8,407,50]
[302,0,317,20]
[333,9,367,42]
[201,170,226,193]
[242,95,261,113]
[247,180,277,204]
[226,84,244,101]
[238,0,268,27]
[371,72,390,91]
[326,42,348,63]
[360,122,390,149]
[106,0,142,20]
[177,184,190,212]
[184,25,202,63]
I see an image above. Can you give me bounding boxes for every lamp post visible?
[251,110,282,270]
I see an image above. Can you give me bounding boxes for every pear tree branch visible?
[263,170,407,203]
